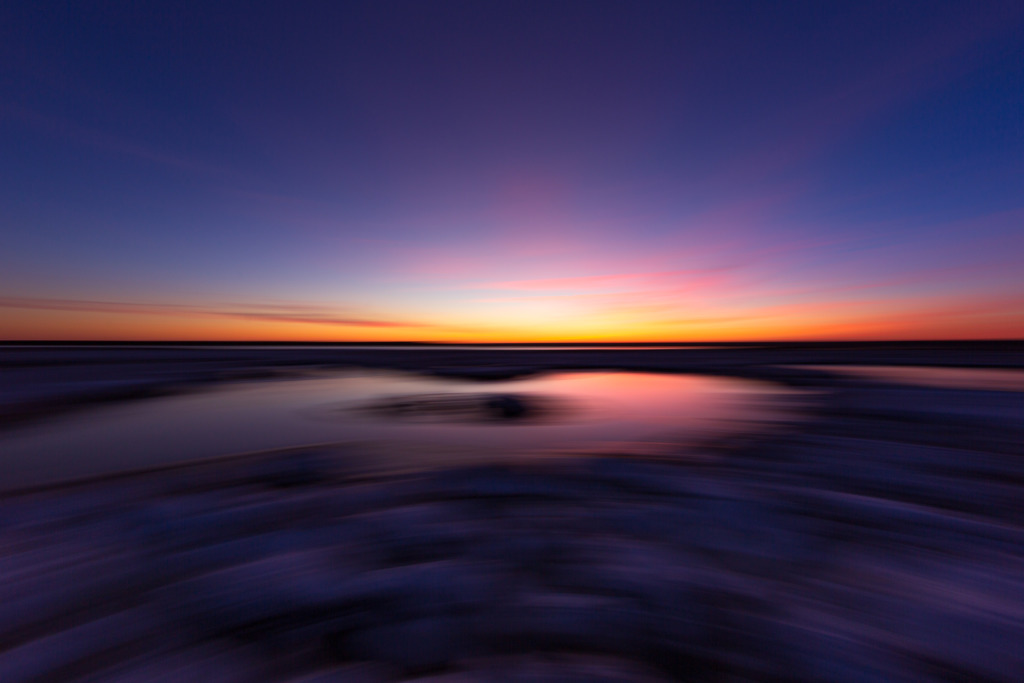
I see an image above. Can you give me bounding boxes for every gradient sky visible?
[2,0,1022,341]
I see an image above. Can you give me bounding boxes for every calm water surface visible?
[793,365,1024,392]
[1,370,801,489]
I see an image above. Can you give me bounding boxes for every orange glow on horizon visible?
[2,298,1021,343]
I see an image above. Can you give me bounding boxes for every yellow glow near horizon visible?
[3,299,1022,342]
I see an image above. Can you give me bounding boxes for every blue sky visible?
[1,1,1022,340]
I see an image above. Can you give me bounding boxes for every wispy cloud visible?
[217,310,430,329]
[0,297,193,315]
[0,297,435,329]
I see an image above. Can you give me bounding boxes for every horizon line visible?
[3,339,1022,346]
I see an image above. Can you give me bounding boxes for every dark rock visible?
[428,366,539,381]
[483,394,531,419]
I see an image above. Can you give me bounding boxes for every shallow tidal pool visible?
[0,369,803,490]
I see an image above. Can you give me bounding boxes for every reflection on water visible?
[0,370,800,490]
[2,344,737,350]
[794,365,1024,391]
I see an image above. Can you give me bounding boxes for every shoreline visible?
[1,347,1023,681]
[4,343,1024,431]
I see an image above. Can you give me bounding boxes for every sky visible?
[1,0,1022,342]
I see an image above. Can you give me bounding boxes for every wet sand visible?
[1,343,1022,681]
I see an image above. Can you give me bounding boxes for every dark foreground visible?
[1,343,1023,682]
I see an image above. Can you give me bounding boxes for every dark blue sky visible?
[2,1,1022,340]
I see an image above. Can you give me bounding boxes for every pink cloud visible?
[479,267,736,292]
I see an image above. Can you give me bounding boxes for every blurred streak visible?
[1,345,1023,680]
[0,296,437,329]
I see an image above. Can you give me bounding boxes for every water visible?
[1,343,736,350]
[793,365,1024,392]
[0,369,800,490]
